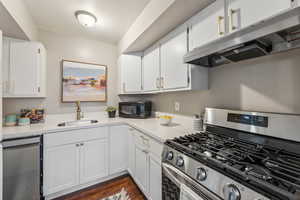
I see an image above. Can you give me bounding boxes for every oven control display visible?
[227,113,268,127]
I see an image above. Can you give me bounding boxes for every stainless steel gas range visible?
[162,108,300,200]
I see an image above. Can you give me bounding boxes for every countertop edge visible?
[2,120,169,143]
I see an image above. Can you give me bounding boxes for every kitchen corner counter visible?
[2,112,193,143]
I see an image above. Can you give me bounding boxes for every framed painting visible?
[62,60,107,102]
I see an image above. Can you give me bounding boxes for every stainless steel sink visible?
[58,120,98,127]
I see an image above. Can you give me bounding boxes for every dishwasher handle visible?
[3,137,40,148]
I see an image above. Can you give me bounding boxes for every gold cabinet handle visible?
[217,16,225,36]
[160,77,164,89]
[142,149,149,154]
[156,78,160,89]
[229,9,238,32]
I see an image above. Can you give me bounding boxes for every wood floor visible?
[54,175,146,200]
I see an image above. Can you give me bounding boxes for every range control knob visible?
[223,184,241,200]
[196,167,207,181]
[166,151,174,160]
[176,156,184,167]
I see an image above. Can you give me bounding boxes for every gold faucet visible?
[75,101,83,120]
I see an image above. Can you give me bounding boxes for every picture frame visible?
[61,60,107,102]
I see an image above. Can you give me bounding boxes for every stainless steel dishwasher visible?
[3,136,42,200]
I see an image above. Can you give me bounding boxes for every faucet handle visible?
[76,101,81,110]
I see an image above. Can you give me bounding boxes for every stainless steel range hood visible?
[184,7,300,67]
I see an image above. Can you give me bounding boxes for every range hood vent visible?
[184,7,300,67]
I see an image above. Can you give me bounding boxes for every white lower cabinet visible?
[43,125,163,200]
[128,129,135,176]
[134,145,149,194]
[109,126,129,174]
[149,155,162,200]
[130,128,163,200]
[80,139,108,184]
[44,127,109,197]
[44,144,80,195]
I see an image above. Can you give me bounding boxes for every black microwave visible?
[119,101,152,119]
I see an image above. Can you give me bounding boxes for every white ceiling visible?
[23,0,150,44]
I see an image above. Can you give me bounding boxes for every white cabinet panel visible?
[128,129,135,176]
[189,0,225,49]
[44,144,80,195]
[109,126,129,174]
[120,54,142,93]
[149,156,162,200]
[10,42,39,96]
[135,145,148,194]
[161,30,189,90]
[80,139,108,184]
[143,47,160,92]
[2,38,9,95]
[227,0,292,32]
[2,38,46,98]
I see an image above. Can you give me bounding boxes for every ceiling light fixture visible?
[75,10,97,27]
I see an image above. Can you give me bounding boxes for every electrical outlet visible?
[174,102,180,112]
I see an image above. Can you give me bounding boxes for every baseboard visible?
[44,171,128,200]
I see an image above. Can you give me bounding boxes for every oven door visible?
[162,163,221,200]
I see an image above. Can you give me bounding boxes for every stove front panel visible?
[162,146,271,200]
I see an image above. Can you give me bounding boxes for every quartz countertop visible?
[2,112,194,143]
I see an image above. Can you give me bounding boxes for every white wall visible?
[3,30,119,115]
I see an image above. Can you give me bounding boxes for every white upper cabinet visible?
[142,47,160,92]
[120,54,142,94]
[160,29,189,90]
[2,38,46,98]
[189,0,226,49]
[227,0,292,32]
[109,126,129,175]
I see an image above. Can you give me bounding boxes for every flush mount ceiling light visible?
[75,10,97,27]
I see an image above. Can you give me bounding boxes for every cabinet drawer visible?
[131,128,163,158]
[44,127,108,147]
[133,129,151,150]
[149,139,163,159]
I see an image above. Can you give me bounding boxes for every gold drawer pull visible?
[217,16,225,36]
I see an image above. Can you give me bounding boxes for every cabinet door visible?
[44,144,80,195]
[149,155,162,200]
[128,129,135,176]
[2,38,10,96]
[109,126,129,174]
[227,0,292,32]
[143,47,160,92]
[189,0,225,49]
[80,139,108,184]
[121,54,142,93]
[10,42,41,96]
[161,30,189,90]
[135,145,148,194]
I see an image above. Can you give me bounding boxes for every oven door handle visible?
[162,162,222,200]
[162,162,182,188]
